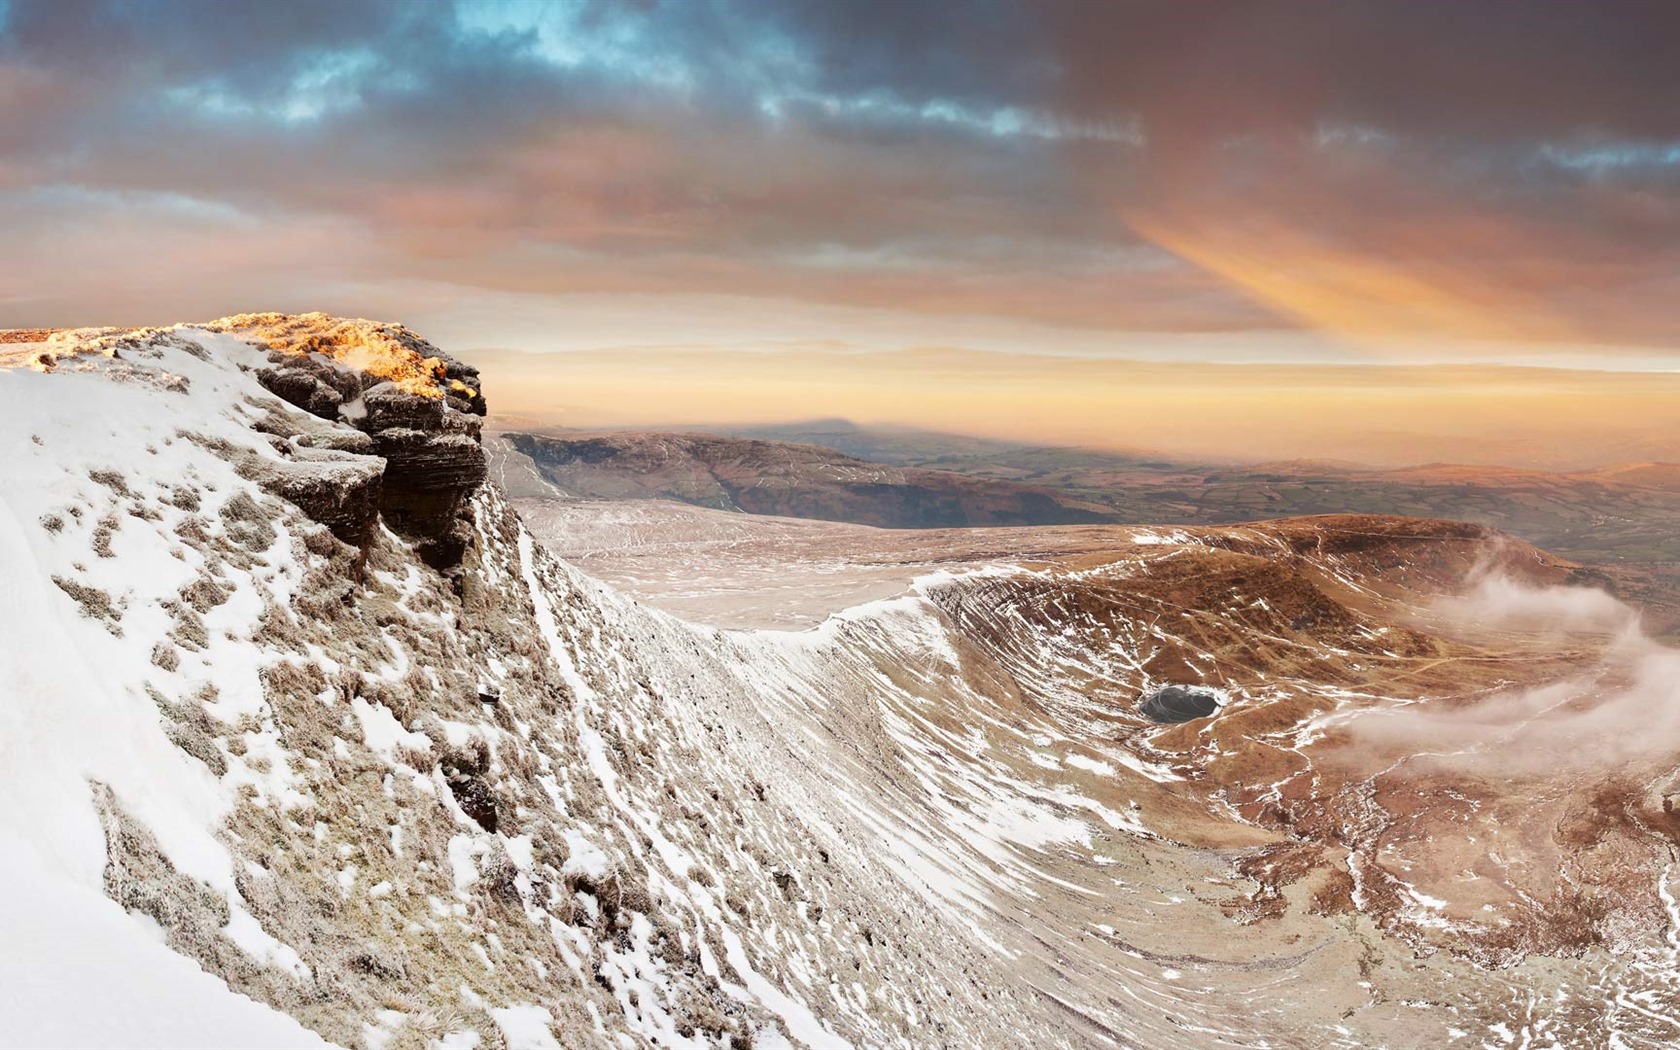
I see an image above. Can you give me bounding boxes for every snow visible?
[351,693,433,758]
[491,1006,563,1049]
[0,844,332,1049]
[0,333,357,1045]
[0,369,276,1019]
[223,904,311,980]
[1130,530,1193,546]
[448,834,485,889]
[715,923,855,1050]
[1065,753,1116,777]
[560,828,613,881]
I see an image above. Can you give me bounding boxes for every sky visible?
[3,0,1679,464]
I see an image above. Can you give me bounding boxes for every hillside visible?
[3,315,1679,1049]
[499,430,1116,528]
[3,316,1077,1048]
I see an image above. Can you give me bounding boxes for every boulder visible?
[363,383,445,431]
[256,367,343,420]
[240,450,384,548]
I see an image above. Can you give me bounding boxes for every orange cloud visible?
[468,343,1680,470]
[1125,208,1582,346]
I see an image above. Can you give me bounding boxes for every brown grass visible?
[51,575,122,635]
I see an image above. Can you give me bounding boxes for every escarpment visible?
[216,312,490,568]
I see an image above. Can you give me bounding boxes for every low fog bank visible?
[1352,574,1680,775]
[1436,571,1641,637]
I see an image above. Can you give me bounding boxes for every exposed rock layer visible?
[222,313,489,567]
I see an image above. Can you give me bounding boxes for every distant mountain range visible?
[498,420,1680,632]
[501,430,1118,528]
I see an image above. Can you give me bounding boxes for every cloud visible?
[1348,575,1679,776]
[1033,1,1680,345]
[1037,0,1680,146]
[1436,572,1640,637]
[2,0,1679,352]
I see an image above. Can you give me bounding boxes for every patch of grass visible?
[51,575,122,635]
[150,643,180,672]
[220,491,278,552]
[92,513,120,558]
[166,601,209,651]
[88,468,132,497]
[180,573,231,613]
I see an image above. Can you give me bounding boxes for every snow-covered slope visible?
[4,317,1679,1049]
[0,321,1074,1048]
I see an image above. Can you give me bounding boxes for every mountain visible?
[499,430,1117,528]
[585,423,1680,634]
[2,316,1071,1048]
[691,418,1076,468]
[4,315,1679,1049]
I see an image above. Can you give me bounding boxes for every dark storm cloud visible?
[758,0,1053,110]
[2,0,1678,345]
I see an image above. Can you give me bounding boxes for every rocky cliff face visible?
[220,312,489,569]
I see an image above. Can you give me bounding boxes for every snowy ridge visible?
[0,323,1100,1048]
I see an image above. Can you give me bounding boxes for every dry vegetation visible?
[207,313,457,399]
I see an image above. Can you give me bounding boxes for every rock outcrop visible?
[357,382,487,568]
[244,401,384,548]
[213,313,489,568]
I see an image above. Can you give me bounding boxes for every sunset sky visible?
[4,0,1678,464]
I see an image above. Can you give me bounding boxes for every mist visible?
[1348,575,1680,776]
[1434,570,1640,636]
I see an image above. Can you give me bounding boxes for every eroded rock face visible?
[254,356,354,419]
[356,382,488,567]
[224,313,489,568]
[245,401,384,548]
[243,452,384,549]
